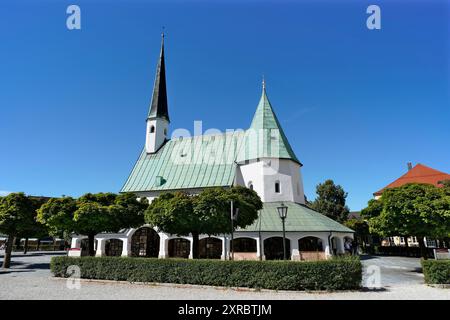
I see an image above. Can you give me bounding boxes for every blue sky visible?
[0,0,449,210]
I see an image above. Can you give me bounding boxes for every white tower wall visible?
[145,118,169,153]
[236,158,305,204]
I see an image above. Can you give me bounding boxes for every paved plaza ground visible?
[0,251,448,300]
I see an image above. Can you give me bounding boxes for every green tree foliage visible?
[361,183,450,259]
[344,218,370,252]
[145,186,262,259]
[37,192,147,256]
[0,193,37,268]
[344,218,369,236]
[440,179,450,192]
[311,179,350,223]
[18,197,50,254]
[37,197,77,237]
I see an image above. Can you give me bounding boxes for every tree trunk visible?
[191,232,199,259]
[14,237,21,250]
[444,237,450,249]
[23,238,29,254]
[88,234,96,256]
[418,237,428,260]
[403,235,409,257]
[2,235,15,269]
[37,239,41,251]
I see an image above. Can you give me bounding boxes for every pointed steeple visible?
[241,81,300,164]
[148,33,170,122]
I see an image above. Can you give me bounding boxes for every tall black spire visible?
[147,33,169,122]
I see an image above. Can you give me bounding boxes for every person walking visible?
[344,239,352,255]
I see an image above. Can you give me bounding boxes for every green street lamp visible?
[230,200,239,261]
[277,203,288,260]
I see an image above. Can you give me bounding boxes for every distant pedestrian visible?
[344,239,353,255]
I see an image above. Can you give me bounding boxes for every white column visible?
[256,237,265,260]
[96,238,106,257]
[158,234,169,258]
[325,237,332,258]
[121,238,130,257]
[70,237,80,249]
[337,237,345,254]
[188,237,194,259]
[291,238,300,260]
[221,236,228,260]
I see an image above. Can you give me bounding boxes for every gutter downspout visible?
[328,231,333,257]
[258,209,262,261]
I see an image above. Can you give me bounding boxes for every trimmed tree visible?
[361,183,450,259]
[311,179,350,223]
[0,193,36,268]
[18,197,51,254]
[37,197,77,239]
[145,186,263,259]
[344,218,370,253]
[37,192,147,256]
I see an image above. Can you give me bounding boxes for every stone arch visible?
[168,238,190,258]
[330,236,340,255]
[131,227,160,257]
[298,236,324,251]
[199,237,222,259]
[231,237,257,260]
[105,239,123,257]
[232,237,257,252]
[264,236,291,260]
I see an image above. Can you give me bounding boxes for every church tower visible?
[236,81,305,204]
[146,34,170,154]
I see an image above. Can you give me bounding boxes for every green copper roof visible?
[236,88,300,164]
[121,131,245,192]
[122,85,302,192]
[238,202,354,233]
[148,35,169,122]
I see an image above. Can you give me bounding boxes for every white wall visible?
[236,158,305,204]
[145,118,169,153]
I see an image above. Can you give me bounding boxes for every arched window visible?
[150,126,155,133]
[275,181,280,193]
[248,181,253,190]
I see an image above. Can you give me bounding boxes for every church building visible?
[69,36,353,260]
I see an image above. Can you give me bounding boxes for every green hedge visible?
[51,256,361,291]
[422,259,450,285]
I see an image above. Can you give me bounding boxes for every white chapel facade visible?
[69,36,353,261]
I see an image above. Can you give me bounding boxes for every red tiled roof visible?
[374,164,450,196]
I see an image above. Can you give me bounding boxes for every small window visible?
[248,181,254,190]
[164,128,167,136]
[150,126,155,133]
[275,181,280,193]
